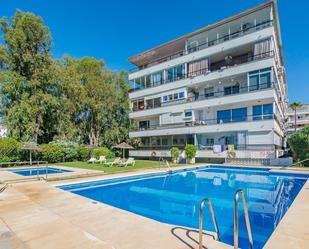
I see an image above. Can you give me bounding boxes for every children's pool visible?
[59,165,308,249]
[10,167,72,176]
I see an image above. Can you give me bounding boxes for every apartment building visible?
[128,0,287,162]
[287,104,309,134]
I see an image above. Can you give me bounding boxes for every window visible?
[151,71,163,86]
[185,111,193,118]
[162,91,185,103]
[188,58,209,77]
[167,65,184,82]
[139,120,149,129]
[263,104,273,119]
[231,108,247,122]
[179,92,185,99]
[217,110,231,123]
[253,104,273,120]
[249,68,272,91]
[205,87,214,98]
[217,108,247,123]
[206,138,214,146]
[133,77,145,89]
[253,105,262,120]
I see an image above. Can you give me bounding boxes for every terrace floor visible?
[0,165,309,249]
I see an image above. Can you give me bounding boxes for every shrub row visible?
[0,138,115,164]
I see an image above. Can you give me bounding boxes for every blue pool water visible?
[10,167,72,176]
[59,166,308,249]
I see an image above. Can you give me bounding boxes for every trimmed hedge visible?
[185,144,197,161]
[170,147,180,162]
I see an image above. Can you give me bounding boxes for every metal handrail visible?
[158,157,171,171]
[199,198,220,249]
[286,158,309,167]
[234,189,253,249]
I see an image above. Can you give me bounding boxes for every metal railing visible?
[131,82,274,112]
[158,157,171,171]
[129,20,273,73]
[234,189,254,249]
[199,198,220,249]
[130,50,274,92]
[286,158,309,167]
[131,114,276,132]
[0,160,47,168]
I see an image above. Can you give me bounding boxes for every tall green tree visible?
[0,10,60,143]
[57,57,129,146]
[289,102,302,132]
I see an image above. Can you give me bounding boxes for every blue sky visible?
[1,0,308,103]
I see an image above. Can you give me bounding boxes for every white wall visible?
[247,130,273,145]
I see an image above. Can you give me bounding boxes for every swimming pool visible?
[10,167,72,176]
[59,166,308,249]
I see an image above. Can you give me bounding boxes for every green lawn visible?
[54,160,167,174]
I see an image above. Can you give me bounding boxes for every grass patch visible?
[54,160,164,174]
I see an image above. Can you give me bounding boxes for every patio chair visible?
[97,156,106,164]
[87,156,98,164]
[120,157,135,167]
[105,157,122,167]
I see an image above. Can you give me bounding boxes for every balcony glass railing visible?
[129,20,273,73]
[131,82,274,112]
[131,114,276,132]
[135,144,275,151]
[130,50,274,92]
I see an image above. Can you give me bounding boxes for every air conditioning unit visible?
[278,66,285,75]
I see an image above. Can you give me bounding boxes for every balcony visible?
[131,82,274,113]
[130,50,274,93]
[134,144,275,151]
[131,114,277,132]
[129,20,273,73]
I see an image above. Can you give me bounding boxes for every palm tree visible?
[289,102,302,132]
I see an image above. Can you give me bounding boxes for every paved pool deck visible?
[0,164,309,249]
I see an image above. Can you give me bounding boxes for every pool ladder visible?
[198,189,253,249]
[199,198,220,249]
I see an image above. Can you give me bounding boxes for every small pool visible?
[59,165,308,249]
[10,167,72,176]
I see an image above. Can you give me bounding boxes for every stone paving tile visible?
[1,181,231,249]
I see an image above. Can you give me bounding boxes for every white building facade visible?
[287,104,309,134]
[128,0,287,162]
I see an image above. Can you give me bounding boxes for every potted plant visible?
[185,144,197,164]
[170,147,180,164]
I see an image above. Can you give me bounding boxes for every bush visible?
[185,144,197,162]
[288,126,309,166]
[170,147,180,162]
[0,155,19,163]
[50,140,79,162]
[39,144,64,163]
[0,137,21,158]
[92,147,114,159]
[78,146,92,161]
